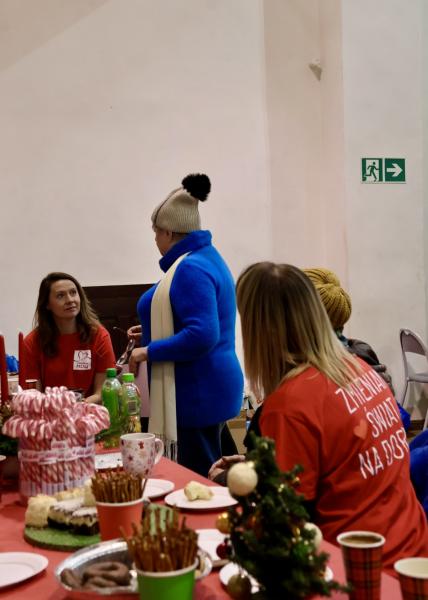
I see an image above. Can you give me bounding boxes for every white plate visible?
[143,479,175,500]
[196,529,226,563]
[95,452,122,470]
[164,486,237,510]
[219,562,333,592]
[0,552,48,588]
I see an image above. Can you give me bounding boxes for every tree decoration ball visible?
[227,461,258,496]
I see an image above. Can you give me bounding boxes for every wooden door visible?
[83,283,153,359]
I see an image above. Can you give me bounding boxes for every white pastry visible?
[184,480,214,501]
[54,487,84,501]
[25,494,58,528]
[83,478,96,507]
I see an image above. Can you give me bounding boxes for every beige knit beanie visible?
[151,173,211,233]
[304,267,352,331]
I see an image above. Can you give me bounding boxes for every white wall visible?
[424,0,428,336]
[264,0,325,266]
[1,0,427,400]
[342,0,426,389]
[263,0,347,276]
[0,0,271,356]
[262,0,427,391]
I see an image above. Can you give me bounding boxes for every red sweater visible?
[23,326,115,396]
[260,359,428,574]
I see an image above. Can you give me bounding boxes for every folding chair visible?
[398,328,428,429]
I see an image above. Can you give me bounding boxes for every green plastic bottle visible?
[121,372,141,433]
[101,367,122,447]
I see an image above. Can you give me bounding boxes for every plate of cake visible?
[23,480,100,551]
[165,481,237,510]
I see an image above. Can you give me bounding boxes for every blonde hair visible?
[236,263,361,399]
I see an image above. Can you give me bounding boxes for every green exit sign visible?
[361,158,406,183]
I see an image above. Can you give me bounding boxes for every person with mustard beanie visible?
[303,268,351,332]
[304,267,411,429]
[306,267,428,521]
[128,173,243,476]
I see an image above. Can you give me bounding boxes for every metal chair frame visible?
[399,328,428,429]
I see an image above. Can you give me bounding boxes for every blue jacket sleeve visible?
[147,261,220,362]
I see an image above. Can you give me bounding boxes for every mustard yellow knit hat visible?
[304,268,352,331]
[151,173,211,233]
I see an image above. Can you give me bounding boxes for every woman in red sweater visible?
[23,272,115,403]
[236,262,428,574]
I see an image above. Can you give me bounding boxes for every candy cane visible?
[8,387,113,498]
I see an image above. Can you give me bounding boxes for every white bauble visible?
[305,522,323,550]
[227,461,258,496]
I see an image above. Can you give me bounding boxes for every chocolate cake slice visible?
[47,498,84,530]
[70,507,99,535]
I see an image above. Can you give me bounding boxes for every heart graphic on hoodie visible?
[353,419,368,439]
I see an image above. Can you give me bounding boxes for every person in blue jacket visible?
[129,173,243,476]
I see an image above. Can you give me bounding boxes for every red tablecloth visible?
[0,458,401,599]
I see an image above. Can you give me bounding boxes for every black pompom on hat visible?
[151,173,211,233]
[182,173,211,201]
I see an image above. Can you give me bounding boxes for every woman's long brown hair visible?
[33,272,100,357]
[236,263,361,399]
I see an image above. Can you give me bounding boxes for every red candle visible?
[0,335,8,405]
[18,331,25,389]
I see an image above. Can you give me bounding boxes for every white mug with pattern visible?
[120,432,164,478]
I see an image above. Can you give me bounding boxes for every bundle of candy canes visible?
[2,387,110,499]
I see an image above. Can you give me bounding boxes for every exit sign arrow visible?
[384,158,406,182]
[386,162,403,178]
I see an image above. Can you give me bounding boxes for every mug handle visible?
[154,438,164,464]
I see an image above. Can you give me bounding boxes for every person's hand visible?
[208,454,245,481]
[127,325,142,343]
[129,346,148,375]
[84,393,101,404]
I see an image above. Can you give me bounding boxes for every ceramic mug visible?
[120,433,164,477]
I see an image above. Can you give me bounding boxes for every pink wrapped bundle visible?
[2,388,110,500]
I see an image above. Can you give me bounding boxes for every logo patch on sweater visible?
[73,350,91,370]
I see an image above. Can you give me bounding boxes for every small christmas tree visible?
[216,433,347,600]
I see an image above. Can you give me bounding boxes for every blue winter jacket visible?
[137,230,243,428]
[409,429,428,518]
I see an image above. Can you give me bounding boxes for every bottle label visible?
[127,401,137,414]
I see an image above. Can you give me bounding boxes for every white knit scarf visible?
[148,253,189,461]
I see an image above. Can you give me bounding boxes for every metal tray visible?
[55,538,212,599]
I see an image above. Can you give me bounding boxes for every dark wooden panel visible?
[83,283,153,359]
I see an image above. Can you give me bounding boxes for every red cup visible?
[337,531,385,600]
[395,558,428,600]
[96,497,144,541]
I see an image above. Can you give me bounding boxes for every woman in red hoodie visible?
[235,262,428,574]
[23,272,115,403]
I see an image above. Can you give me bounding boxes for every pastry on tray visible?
[69,507,99,535]
[25,494,58,528]
[83,478,96,507]
[54,487,84,501]
[184,480,214,501]
[48,498,84,529]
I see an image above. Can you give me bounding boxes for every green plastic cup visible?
[136,560,197,600]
